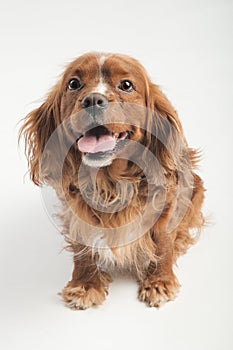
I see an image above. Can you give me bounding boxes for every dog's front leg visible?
[61,245,112,310]
[138,232,180,308]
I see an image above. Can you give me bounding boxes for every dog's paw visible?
[60,283,108,310]
[138,276,180,308]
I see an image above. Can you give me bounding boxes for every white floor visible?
[1,0,233,349]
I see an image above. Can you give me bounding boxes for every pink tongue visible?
[77,134,116,153]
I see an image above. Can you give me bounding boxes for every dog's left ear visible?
[19,85,62,185]
[145,83,187,173]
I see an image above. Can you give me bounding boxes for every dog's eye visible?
[67,78,82,91]
[118,80,134,92]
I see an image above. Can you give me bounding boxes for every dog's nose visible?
[81,93,108,116]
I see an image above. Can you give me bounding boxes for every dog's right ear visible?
[19,86,61,185]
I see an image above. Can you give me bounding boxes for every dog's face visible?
[21,52,183,185]
[59,53,149,167]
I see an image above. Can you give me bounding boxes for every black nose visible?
[81,93,108,116]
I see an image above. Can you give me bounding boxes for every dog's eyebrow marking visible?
[91,54,109,95]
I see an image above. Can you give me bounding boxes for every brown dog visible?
[20,52,205,309]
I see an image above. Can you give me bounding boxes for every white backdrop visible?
[0,0,233,349]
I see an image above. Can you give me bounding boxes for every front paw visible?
[138,276,180,308]
[60,283,108,310]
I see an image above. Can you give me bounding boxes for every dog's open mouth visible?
[76,125,131,167]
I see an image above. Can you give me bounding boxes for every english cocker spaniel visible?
[20,52,205,309]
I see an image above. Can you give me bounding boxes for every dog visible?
[20,52,205,309]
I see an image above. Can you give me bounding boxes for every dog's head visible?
[20,52,185,185]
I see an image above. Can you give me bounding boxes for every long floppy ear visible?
[145,83,203,234]
[145,83,188,174]
[19,86,61,185]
